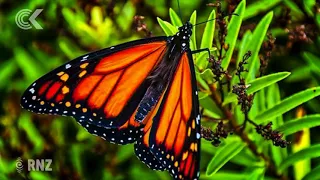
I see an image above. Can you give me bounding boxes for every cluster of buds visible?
[209,55,228,82]
[256,122,290,148]
[133,15,152,37]
[286,25,314,48]
[259,33,276,75]
[201,121,231,147]
[233,51,253,113]
[232,83,254,113]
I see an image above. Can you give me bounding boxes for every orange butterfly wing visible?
[137,52,201,179]
[21,39,167,130]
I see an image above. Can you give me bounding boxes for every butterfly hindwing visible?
[147,52,201,179]
[77,118,142,145]
[134,140,166,171]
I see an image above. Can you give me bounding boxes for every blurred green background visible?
[1,0,320,180]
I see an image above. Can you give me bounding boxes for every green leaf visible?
[276,115,320,136]
[189,10,197,51]
[200,69,214,84]
[206,141,246,176]
[201,171,250,180]
[302,164,320,180]
[283,0,305,19]
[279,144,320,173]
[195,71,209,90]
[30,172,52,180]
[223,72,290,105]
[200,9,215,49]
[303,52,320,74]
[116,144,134,163]
[267,84,287,167]
[199,92,223,118]
[0,60,17,89]
[157,17,177,36]
[91,6,103,27]
[196,9,215,70]
[255,87,320,123]
[244,0,281,20]
[285,65,311,82]
[195,48,216,70]
[222,0,245,70]
[18,113,44,154]
[247,167,265,180]
[245,12,273,82]
[14,47,44,82]
[169,8,183,27]
[303,0,316,17]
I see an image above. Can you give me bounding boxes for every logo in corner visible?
[16,157,24,173]
[15,9,43,30]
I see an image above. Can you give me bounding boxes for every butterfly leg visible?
[191,48,210,57]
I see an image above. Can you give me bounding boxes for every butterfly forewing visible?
[21,38,167,129]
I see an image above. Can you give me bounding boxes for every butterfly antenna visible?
[193,13,238,26]
[177,0,183,22]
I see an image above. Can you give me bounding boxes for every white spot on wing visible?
[81,55,89,62]
[29,88,35,94]
[65,64,71,69]
[196,133,201,139]
[196,114,200,124]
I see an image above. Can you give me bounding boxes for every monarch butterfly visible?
[21,11,206,180]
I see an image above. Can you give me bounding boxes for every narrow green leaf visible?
[30,172,51,180]
[195,48,216,70]
[285,65,312,82]
[91,6,103,27]
[303,52,320,74]
[245,12,273,82]
[189,10,197,51]
[247,167,266,180]
[195,71,209,90]
[200,9,215,49]
[267,84,287,167]
[276,115,320,136]
[201,171,250,180]
[236,30,252,65]
[283,0,305,19]
[223,72,290,105]
[244,0,281,20]
[198,92,223,118]
[303,0,316,17]
[116,144,134,163]
[14,47,44,82]
[222,0,245,70]
[302,164,320,180]
[196,9,215,70]
[0,60,17,89]
[18,113,44,154]
[255,87,320,123]
[200,69,214,84]
[157,17,177,36]
[169,8,183,27]
[206,141,245,176]
[279,144,320,173]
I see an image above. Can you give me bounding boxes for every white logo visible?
[16,157,53,173]
[15,9,43,30]
[16,157,23,173]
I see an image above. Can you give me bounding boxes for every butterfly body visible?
[21,21,201,180]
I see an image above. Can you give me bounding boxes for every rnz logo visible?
[28,159,52,171]
[16,157,52,173]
